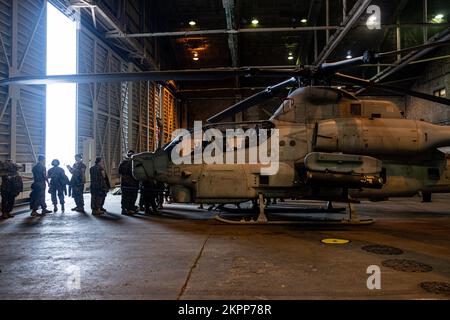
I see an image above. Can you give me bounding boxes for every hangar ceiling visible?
[63,0,450,100]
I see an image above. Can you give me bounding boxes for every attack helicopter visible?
[2,41,450,224]
[130,49,450,224]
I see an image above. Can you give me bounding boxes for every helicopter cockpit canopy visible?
[271,86,403,123]
[164,120,276,161]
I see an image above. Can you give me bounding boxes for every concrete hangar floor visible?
[0,194,449,299]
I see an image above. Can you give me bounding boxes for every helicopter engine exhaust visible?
[313,118,450,156]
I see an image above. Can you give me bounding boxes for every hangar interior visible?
[2,0,450,184]
[0,0,450,300]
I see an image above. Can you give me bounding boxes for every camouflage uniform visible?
[89,164,110,213]
[69,162,86,210]
[48,166,68,207]
[118,158,139,213]
[30,162,47,211]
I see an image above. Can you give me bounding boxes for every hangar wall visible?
[0,0,47,198]
[406,48,450,124]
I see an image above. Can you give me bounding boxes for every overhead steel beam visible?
[314,0,372,65]
[105,26,341,39]
[298,0,323,65]
[355,27,450,95]
[222,0,239,68]
[372,27,450,83]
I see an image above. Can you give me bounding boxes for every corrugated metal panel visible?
[0,0,12,160]
[77,27,126,184]
[0,0,46,165]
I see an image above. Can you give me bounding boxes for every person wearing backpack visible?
[1,160,23,219]
[48,159,69,213]
[67,154,86,213]
[30,155,51,217]
[90,157,110,216]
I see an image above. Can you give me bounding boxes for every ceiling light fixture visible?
[251,18,259,25]
[189,20,197,26]
[346,50,352,59]
[435,14,444,20]
[300,18,307,23]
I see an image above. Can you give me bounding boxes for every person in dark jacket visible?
[1,160,22,219]
[139,180,158,215]
[118,150,139,215]
[67,154,86,213]
[89,157,110,216]
[30,155,51,217]
[48,159,69,213]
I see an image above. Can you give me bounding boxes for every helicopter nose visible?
[132,149,170,181]
[132,152,156,181]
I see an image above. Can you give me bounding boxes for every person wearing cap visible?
[89,157,110,216]
[30,155,51,217]
[48,159,69,213]
[118,150,139,215]
[1,160,23,219]
[67,154,86,213]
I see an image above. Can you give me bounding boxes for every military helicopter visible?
[2,41,450,224]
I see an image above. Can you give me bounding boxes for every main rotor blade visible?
[207,77,297,123]
[0,68,307,86]
[334,73,450,106]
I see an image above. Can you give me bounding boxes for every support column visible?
[9,0,19,162]
[257,193,268,223]
[423,0,428,43]
[325,0,330,44]
[127,63,134,152]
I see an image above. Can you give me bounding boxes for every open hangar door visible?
[0,0,180,189]
[0,0,47,200]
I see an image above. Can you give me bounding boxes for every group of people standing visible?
[119,150,163,215]
[27,154,111,217]
[1,150,163,219]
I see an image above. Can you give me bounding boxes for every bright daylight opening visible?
[46,2,77,174]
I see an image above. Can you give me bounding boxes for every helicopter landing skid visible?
[214,214,374,225]
[214,196,374,225]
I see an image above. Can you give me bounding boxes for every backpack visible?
[62,173,70,186]
[12,175,23,196]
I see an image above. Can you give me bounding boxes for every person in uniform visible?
[30,155,51,217]
[48,159,69,213]
[156,181,166,210]
[139,179,158,215]
[118,150,139,215]
[67,154,86,213]
[89,157,110,216]
[1,160,22,219]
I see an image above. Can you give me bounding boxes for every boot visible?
[41,208,52,215]
[2,212,9,219]
[31,210,39,217]
[92,210,104,216]
[61,204,65,212]
[121,209,133,216]
[53,205,58,213]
